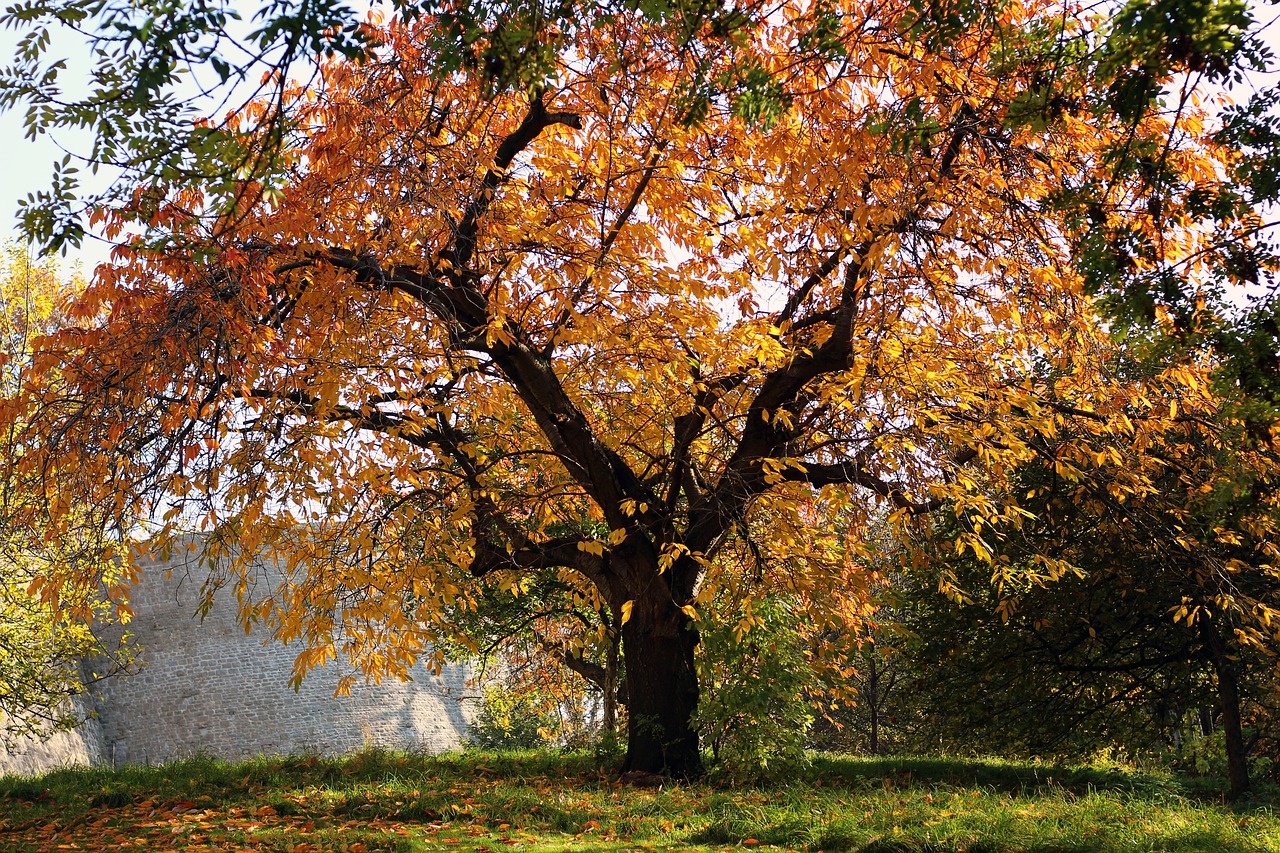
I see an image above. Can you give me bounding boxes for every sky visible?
[0,1,1279,273]
[0,0,303,270]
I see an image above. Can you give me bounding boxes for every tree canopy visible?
[4,1,1276,774]
[898,379,1280,795]
[1,0,1270,258]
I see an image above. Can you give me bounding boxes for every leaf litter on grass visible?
[1,751,1278,853]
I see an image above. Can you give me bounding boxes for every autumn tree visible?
[884,343,1280,796]
[0,243,132,740]
[6,3,1265,775]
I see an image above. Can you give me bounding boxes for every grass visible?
[0,749,1276,852]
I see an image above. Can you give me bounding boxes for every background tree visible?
[0,243,132,741]
[892,367,1280,796]
[815,628,917,757]
[4,3,1255,775]
[443,564,626,746]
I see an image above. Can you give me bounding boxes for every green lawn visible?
[0,750,1275,852]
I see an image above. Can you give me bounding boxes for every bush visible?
[464,687,552,750]
[1170,729,1275,781]
[695,594,815,783]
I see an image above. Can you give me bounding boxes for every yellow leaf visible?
[576,540,605,556]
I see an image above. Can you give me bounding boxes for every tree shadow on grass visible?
[810,754,1175,799]
[542,840,1273,853]
[846,833,1275,853]
[810,754,1280,812]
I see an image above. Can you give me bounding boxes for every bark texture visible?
[620,596,702,778]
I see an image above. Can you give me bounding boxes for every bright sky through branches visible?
[0,0,1277,269]
[0,0,375,266]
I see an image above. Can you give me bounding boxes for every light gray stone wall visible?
[0,693,107,777]
[3,543,477,775]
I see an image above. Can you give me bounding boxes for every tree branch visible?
[452,92,583,275]
[468,534,607,581]
[790,447,979,514]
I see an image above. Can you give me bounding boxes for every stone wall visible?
[2,544,477,776]
[0,693,107,777]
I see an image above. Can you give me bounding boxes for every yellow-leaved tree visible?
[0,244,132,740]
[6,3,1273,775]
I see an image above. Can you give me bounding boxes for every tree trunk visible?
[1214,660,1250,799]
[602,627,619,737]
[620,595,702,778]
[1199,706,1214,738]
[1201,620,1249,799]
[867,653,880,756]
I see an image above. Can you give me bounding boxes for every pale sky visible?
[0,3,1278,272]
[0,1,300,269]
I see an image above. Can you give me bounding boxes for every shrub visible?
[464,687,552,750]
[695,594,815,783]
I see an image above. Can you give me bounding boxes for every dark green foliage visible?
[1212,299,1280,414]
[724,62,792,128]
[1104,0,1255,83]
[1217,88,1280,207]
[883,422,1280,792]
[903,0,998,52]
[0,0,323,251]
[896,556,1219,758]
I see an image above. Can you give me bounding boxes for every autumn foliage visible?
[5,1,1277,775]
[0,245,134,739]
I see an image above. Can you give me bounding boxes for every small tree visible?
[444,566,625,747]
[695,593,817,782]
[895,385,1280,796]
[0,244,133,740]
